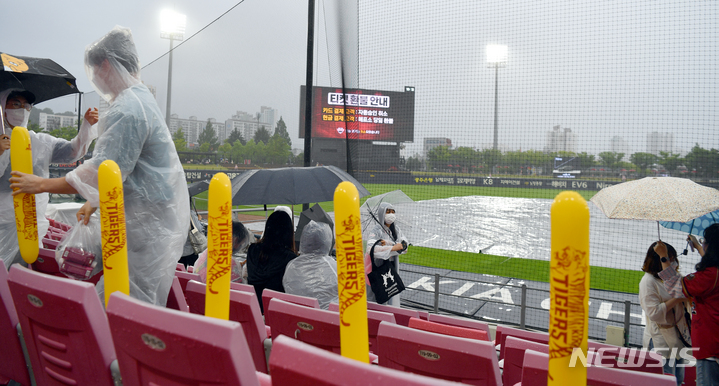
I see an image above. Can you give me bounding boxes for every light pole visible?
[486,44,507,150]
[160,9,187,128]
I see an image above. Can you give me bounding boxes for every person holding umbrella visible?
[364,202,409,306]
[10,27,189,307]
[0,89,98,268]
[657,223,719,385]
[639,241,689,385]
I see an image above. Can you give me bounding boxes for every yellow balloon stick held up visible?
[205,172,232,320]
[10,126,38,264]
[98,160,129,306]
[334,181,369,363]
[549,191,590,386]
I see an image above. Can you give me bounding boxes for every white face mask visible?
[5,108,29,128]
[384,213,396,225]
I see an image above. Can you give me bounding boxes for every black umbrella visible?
[231,166,370,205]
[1,53,79,105]
[187,180,210,196]
[294,203,334,250]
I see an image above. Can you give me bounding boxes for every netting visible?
[36,1,717,346]
[303,0,717,345]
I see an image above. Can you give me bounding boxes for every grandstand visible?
[9,0,717,384]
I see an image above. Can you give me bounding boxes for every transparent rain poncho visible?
[363,202,409,306]
[282,220,338,309]
[0,89,97,268]
[194,221,254,283]
[65,26,189,306]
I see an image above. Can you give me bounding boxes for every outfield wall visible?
[354,172,620,191]
[48,167,717,190]
[179,169,620,190]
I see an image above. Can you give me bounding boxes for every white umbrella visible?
[590,177,719,238]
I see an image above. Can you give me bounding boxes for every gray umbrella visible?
[231,166,370,205]
[187,180,210,196]
[294,204,334,250]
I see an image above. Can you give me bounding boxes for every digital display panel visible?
[299,86,415,142]
[553,157,581,179]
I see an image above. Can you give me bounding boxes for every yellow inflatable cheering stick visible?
[549,191,590,386]
[334,181,369,363]
[10,127,38,264]
[98,160,129,306]
[205,172,232,320]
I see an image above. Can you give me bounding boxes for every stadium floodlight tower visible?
[486,44,507,150]
[160,9,187,127]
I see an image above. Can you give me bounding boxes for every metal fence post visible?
[433,273,440,314]
[520,284,527,329]
[623,300,631,347]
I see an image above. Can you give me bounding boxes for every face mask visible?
[5,108,29,127]
[384,213,396,225]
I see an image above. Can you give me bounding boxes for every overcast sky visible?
[4,0,717,157]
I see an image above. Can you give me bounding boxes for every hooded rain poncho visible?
[64,26,189,306]
[282,221,338,309]
[0,89,97,268]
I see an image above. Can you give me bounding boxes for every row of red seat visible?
[1,257,688,385]
[169,269,681,386]
[1,264,467,385]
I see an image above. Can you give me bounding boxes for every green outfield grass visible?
[403,246,642,294]
[191,181,636,292]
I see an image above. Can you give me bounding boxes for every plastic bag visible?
[55,218,103,280]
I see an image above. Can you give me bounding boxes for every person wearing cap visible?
[10,26,189,307]
[0,89,97,268]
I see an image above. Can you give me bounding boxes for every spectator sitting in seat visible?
[283,220,337,309]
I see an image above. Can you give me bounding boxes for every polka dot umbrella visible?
[590,177,719,239]
[659,209,719,236]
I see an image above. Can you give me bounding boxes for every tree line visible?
[410,145,719,178]
[172,116,301,166]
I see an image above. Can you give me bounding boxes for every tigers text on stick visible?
[10,127,38,264]
[549,191,590,386]
[205,173,232,320]
[334,181,370,363]
[99,160,129,306]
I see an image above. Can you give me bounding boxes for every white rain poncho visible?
[282,220,338,309]
[64,27,189,306]
[363,202,408,306]
[0,89,97,268]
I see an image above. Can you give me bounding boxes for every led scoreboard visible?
[299,86,415,142]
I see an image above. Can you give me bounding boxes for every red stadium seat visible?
[165,276,189,312]
[503,336,549,386]
[366,301,420,326]
[376,321,501,385]
[518,349,676,386]
[408,317,490,341]
[496,325,550,360]
[184,280,269,373]
[269,335,462,386]
[231,281,256,293]
[261,288,319,325]
[428,313,492,341]
[329,302,397,352]
[7,266,120,385]
[267,298,340,353]
[174,270,201,292]
[0,264,33,385]
[106,292,264,385]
